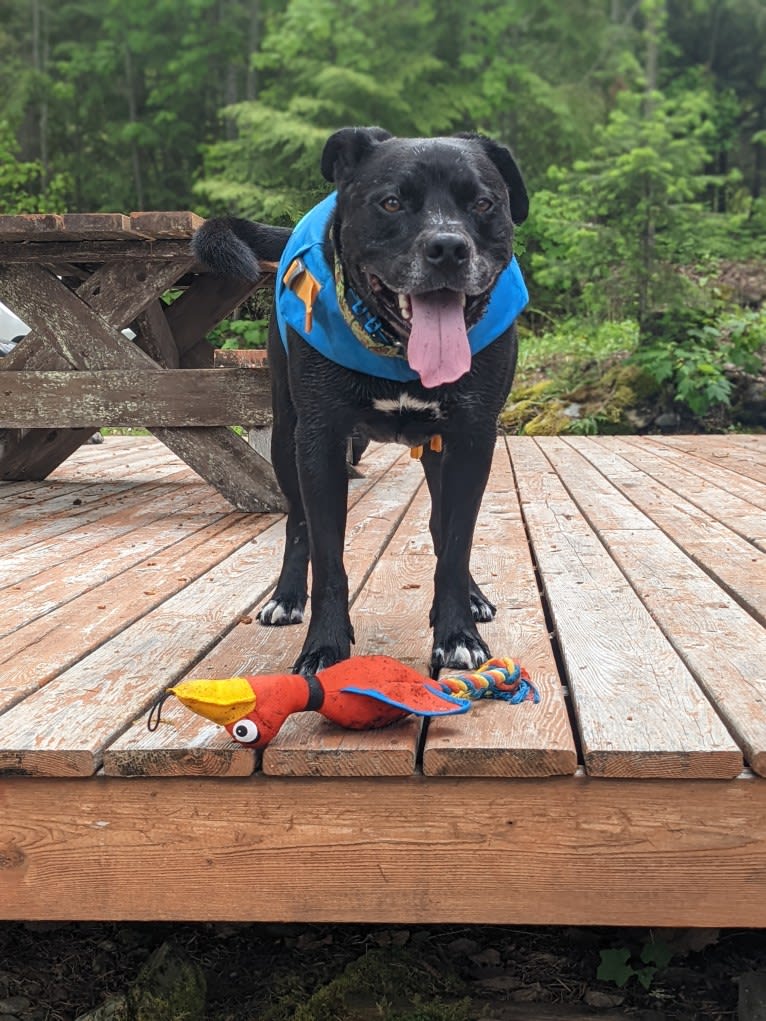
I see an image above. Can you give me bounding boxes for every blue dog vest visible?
[275,192,528,382]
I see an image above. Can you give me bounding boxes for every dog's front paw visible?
[258,595,305,626]
[293,642,350,676]
[430,628,491,678]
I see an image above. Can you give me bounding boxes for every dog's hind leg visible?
[258,332,309,627]
[420,447,496,626]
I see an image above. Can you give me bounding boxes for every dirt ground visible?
[1,922,765,1020]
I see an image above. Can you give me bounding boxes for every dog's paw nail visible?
[258,599,304,626]
[431,634,491,675]
[449,643,475,668]
[471,599,496,623]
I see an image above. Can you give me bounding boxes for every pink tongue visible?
[407,291,470,389]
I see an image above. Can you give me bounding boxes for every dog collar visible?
[275,192,528,382]
[333,251,406,358]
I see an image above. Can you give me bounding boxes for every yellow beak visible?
[168,677,257,726]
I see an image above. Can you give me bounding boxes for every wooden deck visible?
[1,433,766,925]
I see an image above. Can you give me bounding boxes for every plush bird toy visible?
[148,656,538,749]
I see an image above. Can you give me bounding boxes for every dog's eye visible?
[473,197,493,213]
[380,196,402,213]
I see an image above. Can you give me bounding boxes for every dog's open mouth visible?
[369,274,489,389]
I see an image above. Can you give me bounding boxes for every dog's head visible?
[321,126,528,388]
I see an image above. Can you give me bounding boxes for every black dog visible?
[193,127,528,676]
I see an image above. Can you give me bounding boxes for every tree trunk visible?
[123,45,145,211]
[31,0,49,187]
[246,0,260,101]
[754,104,765,200]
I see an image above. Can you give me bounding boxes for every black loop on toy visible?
[147,691,173,731]
[303,673,325,712]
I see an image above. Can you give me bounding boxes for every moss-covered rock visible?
[290,948,470,1021]
[522,405,572,435]
[126,942,206,1021]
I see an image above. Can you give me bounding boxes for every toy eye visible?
[232,719,260,744]
[381,196,401,213]
[474,197,493,213]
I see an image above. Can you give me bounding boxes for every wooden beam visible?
[165,273,274,357]
[0,239,194,262]
[133,300,180,368]
[76,256,195,328]
[0,368,272,428]
[1,774,766,925]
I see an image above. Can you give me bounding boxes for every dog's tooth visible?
[459,292,466,308]
[397,293,412,320]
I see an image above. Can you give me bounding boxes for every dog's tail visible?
[191,217,292,281]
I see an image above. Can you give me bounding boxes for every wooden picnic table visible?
[0,211,283,511]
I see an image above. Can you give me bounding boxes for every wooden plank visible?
[0,436,184,497]
[76,256,195,327]
[61,213,145,240]
[0,482,235,637]
[0,213,64,240]
[213,348,268,367]
[656,435,766,485]
[0,512,295,776]
[621,436,766,513]
[151,426,284,511]
[423,442,576,777]
[104,445,416,777]
[726,433,766,454]
[562,438,766,628]
[129,211,204,237]
[600,436,766,548]
[133,300,180,368]
[2,774,766,926]
[0,264,284,510]
[0,514,276,717]
[0,461,184,537]
[0,471,206,582]
[509,437,742,779]
[551,437,766,776]
[0,213,153,242]
[0,368,271,428]
[0,239,194,262]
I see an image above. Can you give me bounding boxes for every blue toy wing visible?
[339,683,471,717]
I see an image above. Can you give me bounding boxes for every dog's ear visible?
[321,127,393,184]
[455,133,529,225]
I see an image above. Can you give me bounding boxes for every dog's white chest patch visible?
[372,394,443,418]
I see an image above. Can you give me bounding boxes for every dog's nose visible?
[424,233,470,268]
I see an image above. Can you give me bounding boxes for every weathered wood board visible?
[510,437,742,779]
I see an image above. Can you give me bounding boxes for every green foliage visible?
[598,938,674,990]
[194,0,470,218]
[0,119,69,212]
[208,317,269,349]
[633,305,766,416]
[526,85,719,322]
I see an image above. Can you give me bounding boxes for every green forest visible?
[2,0,765,431]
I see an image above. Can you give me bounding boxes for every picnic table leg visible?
[0,263,284,511]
